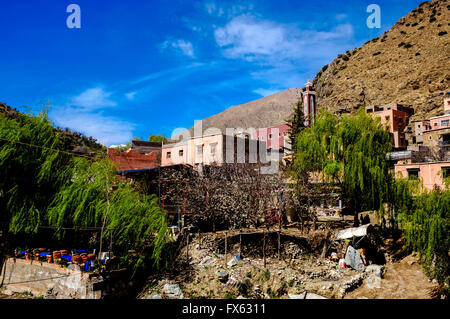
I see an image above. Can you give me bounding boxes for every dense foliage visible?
[0,108,169,270]
[395,179,449,296]
[292,109,392,213]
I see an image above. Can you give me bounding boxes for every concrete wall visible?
[0,258,102,299]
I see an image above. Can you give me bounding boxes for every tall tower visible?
[302,80,317,127]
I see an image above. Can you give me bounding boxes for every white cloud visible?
[161,39,195,57]
[50,87,135,146]
[336,13,348,22]
[215,15,354,62]
[71,87,116,109]
[125,91,137,100]
[253,88,280,97]
[213,15,354,88]
[51,107,135,146]
[204,2,253,18]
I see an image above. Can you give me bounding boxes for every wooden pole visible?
[239,230,242,260]
[186,233,189,264]
[225,232,228,268]
[263,231,266,268]
[278,231,281,261]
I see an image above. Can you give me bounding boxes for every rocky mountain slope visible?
[180,0,449,137]
[313,0,450,121]
[175,88,301,138]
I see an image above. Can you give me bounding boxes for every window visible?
[166,152,171,159]
[209,142,217,154]
[179,150,184,157]
[196,145,203,157]
[268,134,272,139]
[442,167,450,179]
[407,169,419,180]
[385,116,390,121]
[441,119,449,127]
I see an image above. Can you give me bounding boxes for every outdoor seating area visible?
[13,248,115,272]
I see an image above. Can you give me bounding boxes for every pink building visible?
[253,123,290,152]
[395,161,450,190]
[161,133,266,167]
[366,103,414,149]
[425,114,450,132]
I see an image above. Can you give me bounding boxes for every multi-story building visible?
[161,133,266,168]
[252,123,291,152]
[392,96,450,190]
[365,103,414,150]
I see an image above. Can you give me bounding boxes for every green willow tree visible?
[0,108,73,234]
[293,109,392,217]
[148,134,168,143]
[48,158,169,268]
[394,178,449,297]
[0,107,170,270]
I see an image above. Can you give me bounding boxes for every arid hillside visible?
[313,0,450,121]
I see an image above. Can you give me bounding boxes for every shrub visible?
[373,51,382,56]
[398,42,406,47]
[438,31,447,36]
[404,43,413,49]
[429,17,437,23]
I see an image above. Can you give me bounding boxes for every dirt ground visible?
[141,230,439,299]
[345,254,436,299]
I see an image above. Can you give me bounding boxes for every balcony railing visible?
[438,141,450,146]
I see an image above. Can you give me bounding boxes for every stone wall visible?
[0,258,102,299]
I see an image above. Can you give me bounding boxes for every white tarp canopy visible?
[334,224,371,240]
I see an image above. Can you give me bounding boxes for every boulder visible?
[163,283,183,299]
[344,246,365,271]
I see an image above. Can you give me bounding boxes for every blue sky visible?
[0,0,424,146]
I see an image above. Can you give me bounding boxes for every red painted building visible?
[252,123,291,151]
[107,140,161,171]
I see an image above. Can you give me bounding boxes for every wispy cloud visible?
[252,88,279,97]
[50,87,135,146]
[125,91,137,100]
[161,39,195,57]
[213,15,354,88]
[70,87,116,110]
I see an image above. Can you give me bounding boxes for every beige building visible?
[161,133,266,167]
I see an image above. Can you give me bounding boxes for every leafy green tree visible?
[48,158,169,268]
[0,107,170,270]
[292,109,392,217]
[396,185,449,297]
[148,134,168,143]
[0,108,73,234]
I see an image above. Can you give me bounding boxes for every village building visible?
[252,123,290,152]
[161,133,266,168]
[388,96,450,190]
[365,103,414,150]
[107,140,161,172]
